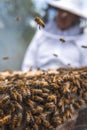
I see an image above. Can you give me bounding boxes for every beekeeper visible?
[22,0,87,71]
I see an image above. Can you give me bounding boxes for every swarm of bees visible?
[0,67,87,130]
[35,16,45,29]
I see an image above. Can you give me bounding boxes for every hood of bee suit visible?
[46,0,87,19]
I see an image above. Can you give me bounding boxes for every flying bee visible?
[59,38,66,43]
[3,56,9,60]
[35,16,45,29]
[81,45,87,48]
[15,16,21,22]
[53,53,58,57]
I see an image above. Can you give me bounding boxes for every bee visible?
[47,94,57,103]
[53,53,58,57]
[29,66,33,71]
[15,16,21,22]
[27,99,36,109]
[0,86,8,92]
[45,102,56,112]
[35,16,45,29]
[33,124,38,130]
[32,106,43,114]
[40,81,48,86]
[14,102,23,112]
[33,96,44,103]
[65,109,73,118]
[67,63,71,66]
[71,86,78,93]
[35,116,42,125]
[0,94,10,107]
[43,120,51,128]
[42,88,50,93]
[26,111,32,123]
[42,93,48,98]
[25,127,31,130]
[10,114,19,129]
[73,102,81,110]
[52,117,62,126]
[62,82,70,93]
[81,45,87,48]
[32,89,42,95]
[58,99,64,107]
[59,38,66,43]
[3,56,9,60]
[78,99,85,106]
[0,115,11,125]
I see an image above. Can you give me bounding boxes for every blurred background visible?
[0,0,87,71]
[0,0,47,71]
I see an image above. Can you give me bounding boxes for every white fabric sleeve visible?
[21,30,41,71]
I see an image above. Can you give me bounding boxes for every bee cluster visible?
[0,67,87,130]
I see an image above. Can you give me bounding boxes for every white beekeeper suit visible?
[22,0,87,71]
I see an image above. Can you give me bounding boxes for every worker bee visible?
[0,86,8,92]
[65,109,73,118]
[81,45,87,48]
[33,96,44,103]
[0,115,11,125]
[27,99,36,109]
[35,116,42,125]
[71,86,78,93]
[35,16,45,29]
[15,16,21,22]
[32,89,42,95]
[14,102,23,112]
[0,94,10,107]
[42,88,50,93]
[59,38,66,43]
[47,94,57,103]
[62,82,70,93]
[32,106,43,114]
[3,56,9,60]
[40,81,48,86]
[78,99,85,106]
[43,120,51,128]
[10,114,21,129]
[52,117,62,126]
[42,93,48,98]
[45,102,56,112]
[73,102,81,110]
[26,111,32,123]
[33,124,38,130]
[53,53,58,57]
